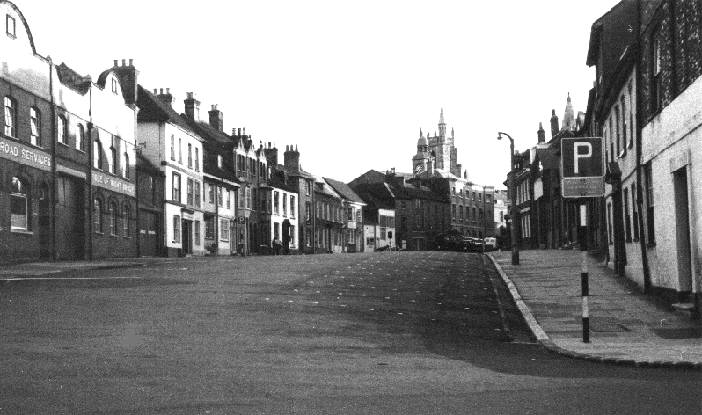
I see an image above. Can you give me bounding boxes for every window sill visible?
[57,141,70,148]
[95,231,104,235]
[11,228,33,235]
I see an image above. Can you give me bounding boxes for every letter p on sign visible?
[574,142,592,174]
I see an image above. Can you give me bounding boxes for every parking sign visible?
[561,137,605,198]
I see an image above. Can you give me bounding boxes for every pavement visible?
[489,249,702,369]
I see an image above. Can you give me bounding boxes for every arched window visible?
[10,177,30,231]
[122,151,129,179]
[93,136,103,169]
[109,202,118,236]
[4,96,17,137]
[93,198,103,233]
[57,115,68,145]
[77,123,85,151]
[122,205,130,237]
[30,107,41,147]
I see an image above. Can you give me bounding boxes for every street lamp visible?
[481,185,494,254]
[497,132,519,265]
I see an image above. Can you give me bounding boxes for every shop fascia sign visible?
[0,138,51,171]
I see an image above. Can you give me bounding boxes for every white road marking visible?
[0,276,144,282]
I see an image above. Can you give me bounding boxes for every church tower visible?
[413,129,431,176]
[562,93,575,132]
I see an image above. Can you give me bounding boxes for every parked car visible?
[483,237,497,251]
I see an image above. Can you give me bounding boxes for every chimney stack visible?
[111,58,138,105]
[550,109,559,138]
[537,122,546,143]
[208,104,224,132]
[155,88,174,107]
[284,144,300,172]
[184,92,200,121]
[264,143,278,166]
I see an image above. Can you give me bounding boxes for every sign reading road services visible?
[0,138,52,171]
[560,136,605,198]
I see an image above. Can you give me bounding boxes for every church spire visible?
[438,108,446,138]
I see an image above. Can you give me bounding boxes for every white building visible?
[262,183,298,252]
[363,208,395,251]
[136,87,205,257]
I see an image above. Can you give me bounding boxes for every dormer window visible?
[111,78,118,94]
[6,14,16,38]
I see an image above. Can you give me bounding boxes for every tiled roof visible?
[136,85,196,134]
[55,63,91,94]
[324,178,365,204]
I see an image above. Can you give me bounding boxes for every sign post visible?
[561,137,604,343]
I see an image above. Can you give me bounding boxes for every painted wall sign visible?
[0,138,52,171]
[92,170,136,197]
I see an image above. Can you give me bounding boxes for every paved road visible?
[1,252,700,414]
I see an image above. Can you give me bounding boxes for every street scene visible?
[2,253,701,414]
[3,0,702,413]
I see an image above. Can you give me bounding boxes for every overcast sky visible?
[16,0,619,186]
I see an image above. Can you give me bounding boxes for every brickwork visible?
[640,0,702,122]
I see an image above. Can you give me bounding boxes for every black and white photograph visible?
[1,0,702,413]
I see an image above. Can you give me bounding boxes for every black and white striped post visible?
[580,204,590,343]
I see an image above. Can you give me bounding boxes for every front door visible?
[38,184,51,259]
[674,167,692,296]
[181,219,193,255]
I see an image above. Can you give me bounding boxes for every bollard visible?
[581,250,590,343]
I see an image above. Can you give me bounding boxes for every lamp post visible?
[481,185,494,254]
[497,132,519,265]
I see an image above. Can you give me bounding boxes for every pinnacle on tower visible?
[562,92,575,131]
[440,108,445,124]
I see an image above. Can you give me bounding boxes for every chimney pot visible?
[159,88,163,94]
[129,58,133,66]
[121,59,126,66]
[113,59,118,67]
[153,88,157,94]
[166,88,170,94]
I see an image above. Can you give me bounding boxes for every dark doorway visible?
[673,167,692,296]
[181,219,193,255]
[55,176,85,260]
[38,183,51,259]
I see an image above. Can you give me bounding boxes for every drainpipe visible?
[48,57,57,261]
[635,0,652,293]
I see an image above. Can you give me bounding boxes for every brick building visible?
[314,178,344,253]
[637,0,702,307]
[1,1,138,262]
[350,170,450,251]
[136,152,164,257]
[325,178,365,253]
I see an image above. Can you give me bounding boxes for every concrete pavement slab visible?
[489,250,702,369]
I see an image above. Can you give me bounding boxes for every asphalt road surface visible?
[1,252,701,414]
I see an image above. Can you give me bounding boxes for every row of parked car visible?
[435,231,497,252]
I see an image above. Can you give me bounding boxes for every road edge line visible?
[486,254,549,342]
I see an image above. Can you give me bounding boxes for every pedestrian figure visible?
[273,238,282,255]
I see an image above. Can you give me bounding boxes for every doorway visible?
[181,219,193,255]
[38,183,51,259]
[673,167,692,296]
